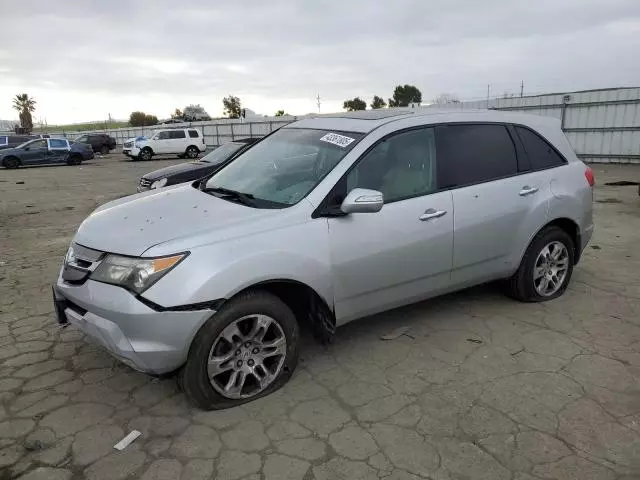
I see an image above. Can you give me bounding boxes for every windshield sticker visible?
[319,133,355,148]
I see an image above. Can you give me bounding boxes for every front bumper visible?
[123,147,141,157]
[54,273,212,374]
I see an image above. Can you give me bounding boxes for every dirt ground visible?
[1,155,639,480]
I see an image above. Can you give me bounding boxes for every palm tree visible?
[12,94,36,132]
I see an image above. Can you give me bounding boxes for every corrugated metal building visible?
[427,87,640,164]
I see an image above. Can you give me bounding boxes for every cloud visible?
[0,0,639,123]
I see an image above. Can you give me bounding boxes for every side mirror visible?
[340,188,384,214]
[24,147,30,151]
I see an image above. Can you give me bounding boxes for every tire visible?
[185,146,199,159]
[67,154,82,166]
[180,290,299,410]
[139,148,153,161]
[2,156,20,169]
[100,145,109,155]
[507,226,574,302]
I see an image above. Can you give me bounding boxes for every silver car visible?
[54,110,594,409]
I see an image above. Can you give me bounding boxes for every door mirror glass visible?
[341,188,384,214]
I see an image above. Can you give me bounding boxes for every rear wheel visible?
[139,148,153,161]
[67,154,82,166]
[180,290,299,410]
[507,226,574,302]
[2,156,20,169]
[100,145,109,155]
[186,146,199,159]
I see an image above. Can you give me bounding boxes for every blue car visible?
[0,138,94,169]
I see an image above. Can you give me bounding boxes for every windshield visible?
[200,142,245,165]
[205,129,363,207]
[16,139,38,149]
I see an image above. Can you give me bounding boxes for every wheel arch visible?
[519,217,581,268]
[223,279,336,343]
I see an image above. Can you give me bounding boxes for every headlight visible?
[91,253,187,293]
[151,178,167,189]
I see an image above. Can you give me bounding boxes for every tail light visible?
[584,167,595,187]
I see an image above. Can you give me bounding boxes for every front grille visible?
[62,243,104,285]
[124,141,133,148]
[139,178,151,188]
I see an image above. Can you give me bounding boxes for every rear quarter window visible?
[0,136,7,146]
[515,126,567,170]
[436,124,518,188]
[188,130,199,138]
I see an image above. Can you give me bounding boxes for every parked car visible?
[53,110,594,409]
[122,128,206,161]
[0,138,94,168]
[137,138,259,192]
[74,133,116,154]
[0,134,36,150]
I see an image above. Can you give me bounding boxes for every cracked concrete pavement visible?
[1,157,639,479]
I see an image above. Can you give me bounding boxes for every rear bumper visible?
[54,274,211,374]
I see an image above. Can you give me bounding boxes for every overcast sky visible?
[1,0,639,124]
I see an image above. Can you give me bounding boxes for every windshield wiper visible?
[201,186,256,205]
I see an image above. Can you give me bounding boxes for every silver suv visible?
[54,110,594,409]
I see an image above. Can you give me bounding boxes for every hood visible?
[0,147,22,157]
[74,184,285,256]
[141,161,213,182]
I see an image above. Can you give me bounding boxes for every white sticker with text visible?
[319,133,355,148]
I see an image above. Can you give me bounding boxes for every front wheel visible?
[185,146,199,159]
[507,226,574,302]
[2,156,20,169]
[180,290,299,410]
[100,145,109,155]
[138,148,153,161]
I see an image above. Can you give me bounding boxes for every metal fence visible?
[431,87,640,164]
[59,87,640,164]
[63,117,298,149]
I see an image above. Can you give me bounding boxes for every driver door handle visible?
[420,209,447,221]
[519,186,539,196]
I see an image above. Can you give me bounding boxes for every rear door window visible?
[515,126,566,170]
[436,124,518,188]
[188,130,199,138]
[170,130,186,139]
[49,139,68,149]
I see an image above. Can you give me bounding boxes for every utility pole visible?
[316,94,321,114]
[486,84,490,109]
[520,80,524,98]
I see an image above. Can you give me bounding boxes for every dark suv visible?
[0,135,37,150]
[74,133,116,154]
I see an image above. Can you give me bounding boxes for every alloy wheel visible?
[533,241,569,296]
[207,314,287,399]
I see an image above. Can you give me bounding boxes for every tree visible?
[432,93,460,105]
[12,93,36,132]
[129,111,158,126]
[145,114,158,126]
[222,96,242,119]
[370,95,386,109]
[171,108,183,119]
[275,110,288,117]
[183,104,210,121]
[343,97,366,112]
[388,85,422,107]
